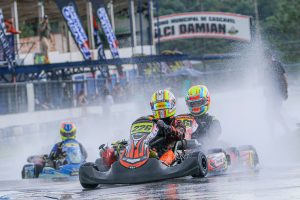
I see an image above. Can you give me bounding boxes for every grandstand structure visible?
[0,0,157,82]
[0,0,249,116]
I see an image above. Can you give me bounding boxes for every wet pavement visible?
[1,164,300,200]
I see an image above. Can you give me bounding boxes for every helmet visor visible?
[61,131,75,138]
[151,101,172,111]
[187,98,208,108]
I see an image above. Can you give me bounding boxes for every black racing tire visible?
[227,147,240,157]
[207,148,224,154]
[21,164,43,179]
[226,147,240,165]
[80,182,98,189]
[80,162,99,189]
[95,158,110,172]
[192,151,208,178]
[34,164,43,178]
[226,154,231,166]
[21,165,26,179]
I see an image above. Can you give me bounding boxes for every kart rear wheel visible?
[192,152,208,178]
[21,164,43,179]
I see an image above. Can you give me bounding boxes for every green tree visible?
[263,0,300,62]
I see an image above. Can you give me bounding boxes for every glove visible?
[157,120,171,134]
[43,154,49,161]
[61,151,67,158]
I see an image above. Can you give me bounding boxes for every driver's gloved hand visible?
[61,151,67,158]
[157,120,171,133]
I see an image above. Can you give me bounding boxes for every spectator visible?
[123,81,133,100]
[39,15,52,64]
[112,82,125,102]
[263,49,290,134]
[77,90,88,107]
[103,88,114,116]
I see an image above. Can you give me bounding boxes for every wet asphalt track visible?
[1,164,300,200]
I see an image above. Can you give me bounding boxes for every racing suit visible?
[177,113,221,148]
[49,139,88,168]
[134,115,185,165]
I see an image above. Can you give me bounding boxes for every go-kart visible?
[22,139,85,179]
[175,114,259,174]
[79,118,208,189]
[226,145,260,172]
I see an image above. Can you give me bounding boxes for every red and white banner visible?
[154,12,251,42]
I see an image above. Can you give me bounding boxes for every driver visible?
[134,89,185,166]
[49,121,88,168]
[178,85,221,147]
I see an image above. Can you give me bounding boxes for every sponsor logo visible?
[228,26,238,35]
[97,8,119,58]
[0,9,14,68]
[62,5,91,60]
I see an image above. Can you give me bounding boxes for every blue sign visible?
[91,0,123,76]
[62,5,91,60]
[97,8,119,58]
[55,1,91,60]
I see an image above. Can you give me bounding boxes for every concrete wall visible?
[0,102,136,138]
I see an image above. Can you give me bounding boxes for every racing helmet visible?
[186,85,210,116]
[150,89,176,119]
[60,121,77,141]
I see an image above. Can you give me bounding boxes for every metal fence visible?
[0,59,298,115]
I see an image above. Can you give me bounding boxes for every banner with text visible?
[55,0,91,60]
[90,0,123,76]
[93,17,110,78]
[154,12,251,42]
[0,9,14,69]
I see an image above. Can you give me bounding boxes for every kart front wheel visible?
[21,164,43,179]
[80,182,98,189]
[192,152,208,178]
[79,162,99,189]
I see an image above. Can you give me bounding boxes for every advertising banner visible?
[93,17,110,78]
[90,0,123,76]
[154,12,251,42]
[0,9,14,69]
[55,0,91,60]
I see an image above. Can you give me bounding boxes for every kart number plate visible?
[131,122,153,134]
[177,117,193,128]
